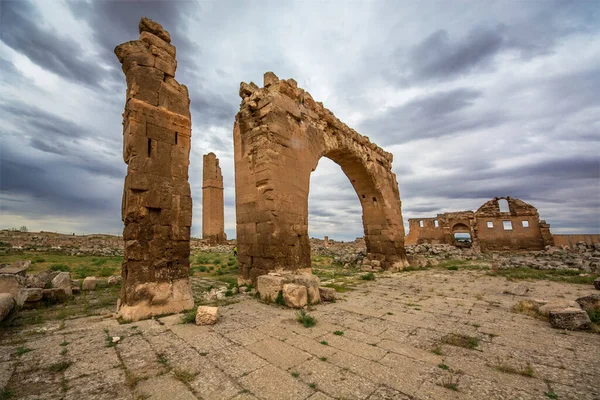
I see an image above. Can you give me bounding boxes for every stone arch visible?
[234,72,408,284]
[452,223,470,233]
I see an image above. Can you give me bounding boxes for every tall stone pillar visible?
[115,17,194,321]
[202,153,227,244]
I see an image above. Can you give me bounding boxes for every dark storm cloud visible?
[410,26,506,81]
[0,0,109,87]
[360,88,501,144]
[0,102,84,140]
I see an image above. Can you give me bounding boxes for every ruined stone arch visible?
[234,72,408,284]
[452,223,470,233]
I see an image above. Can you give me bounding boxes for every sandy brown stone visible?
[282,283,307,308]
[51,272,72,296]
[319,287,336,302]
[234,72,408,284]
[0,293,15,322]
[202,153,226,244]
[115,18,194,321]
[257,274,286,302]
[195,306,218,325]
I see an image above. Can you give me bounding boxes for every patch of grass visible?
[360,272,375,281]
[321,283,353,293]
[333,330,344,336]
[60,377,69,392]
[173,368,195,383]
[15,346,32,356]
[438,363,449,370]
[447,265,459,271]
[440,374,459,391]
[493,361,535,377]
[544,391,559,399]
[512,300,545,320]
[441,333,479,350]
[319,357,328,361]
[180,308,197,324]
[488,268,599,285]
[308,383,317,389]
[60,348,68,356]
[291,371,299,378]
[48,360,72,373]
[296,310,317,328]
[586,309,600,323]
[274,291,286,306]
[320,340,328,345]
[212,259,222,265]
[60,340,69,346]
[431,345,444,355]
[49,263,70,272]
[157,354,169,367]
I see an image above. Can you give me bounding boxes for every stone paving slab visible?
[1,268,599,399]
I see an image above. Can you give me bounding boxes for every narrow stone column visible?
[324,236,329,248]
[202,153,227,244]
[115,17,194,321]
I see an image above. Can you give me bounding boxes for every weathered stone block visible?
[108,276,123,286]
[195,306,218,325]
[549,308,591,330]
[42,288,68,303]
[257,274,287,302]
[292,274,320,304]
[22,288,43,302]
[51,272,72,296]
[82,277,98,291]
[282,283,307,308]
[0,293,15,322]
[594,277,600,290]
[319,287,336,302]
[575,294,600,313]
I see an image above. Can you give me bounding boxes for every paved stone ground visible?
[1,268,598,400]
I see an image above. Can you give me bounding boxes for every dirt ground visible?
[1,268,598,400]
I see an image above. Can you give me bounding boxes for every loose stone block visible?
[257,275,286,302]
[115,17,194,321]
[594,277,600,290]
[82,277,98,291]
[108,276,123,286]
[51,272,72,296]
[575,294,600,313]
[319,287,337,302]
[549,308,591,330]
[195,306,218,325]
[282,283,307,308]
[0,293,15,322]
[22,288,43,302]
[293,274,320,304]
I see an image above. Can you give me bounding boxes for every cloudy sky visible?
[1,0,598,240]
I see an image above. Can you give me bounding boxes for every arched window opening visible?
[498,199,509,212]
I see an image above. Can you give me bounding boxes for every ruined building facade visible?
[202,153,227,244]
[234,72,409,284]
[405,197,554,251]
[115,18,194,320]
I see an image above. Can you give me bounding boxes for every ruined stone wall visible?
[552,234,600,248]
[202,153,226,244]
[405,198,553,252]
[234,72,408,284]
[115,18,194,321]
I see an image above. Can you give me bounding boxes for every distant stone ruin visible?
[115,18,194,320]
[234,72,409,284]
[202,153,227,244]
[405,197,554,251]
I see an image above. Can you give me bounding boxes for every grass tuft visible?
[295,310,317,328]
[48,360,72,373]
[360,272,375,281]
[441,333,479,350]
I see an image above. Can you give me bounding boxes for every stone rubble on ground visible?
[195,306,218,325]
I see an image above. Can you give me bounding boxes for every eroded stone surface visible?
[549,308,591,330]
[202,152,227,244]
[1,269,599,400]
[195,306,218,325]
[234,72,408,283]
[115,17,194,321]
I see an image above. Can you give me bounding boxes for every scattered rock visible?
[549,308,591,330]
[539,300,580,317]
[0,274,27,306]
[195,306,218,325]
[282,283,307,308]
[575,294,600,313]
[22,288,43,302]
[257,274,287,302]
[0,260,31,276]
[319,287,337,302]
[594,277,600,290]
[42,288,68,303]
[0,293,15,322]
[503,284,530,296]
[51,272,72,296]
[112,336,121,343]
[26,271,56,289]
[293,274,320,304]
[108,276,123,286]
[82,277,98,291]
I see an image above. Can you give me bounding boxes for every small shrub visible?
[319,357,327,361]
[197,255,211,264]
[447,265,459,271]
[333,331,344,336]
[586,309,600,323]
[157,354,169,366]
[320,341,328,345]
[441,333,479,350]
[198,266,207,272]
[216,269,225,276]
[98,267,114,277]
[296,310,317,328]
[48,361,72,373]
[15,346,32,356]
[360,272,375,281]
[494,361,535,377]
[544,392,559,399]
[431,345,444,355]
[49,263,69,272]
[275,291,286,306]
[173,368,195,383]
[438,363,449,370]
[225,289,234,297]
[440,374,459,391]
[34,257,46,263]
[181,309,197,324]
[308,383,317,389]
[227,260,236,266]
[291,371,299,378]
[212,259,222,265]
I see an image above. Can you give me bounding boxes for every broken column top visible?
[203,152,223,187]
[138,17,171,43]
